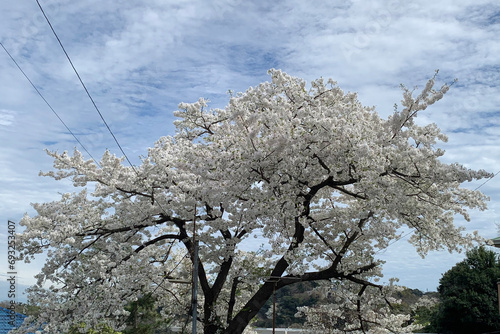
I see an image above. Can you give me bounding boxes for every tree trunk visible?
[223,220,306,333]
[203,323,224,334]
[223,281,276,334]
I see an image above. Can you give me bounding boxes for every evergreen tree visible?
[431,247,500,334]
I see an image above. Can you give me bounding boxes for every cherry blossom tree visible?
[15,70,491,334]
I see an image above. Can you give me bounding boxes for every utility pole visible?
[264,276,301,334]
[192,240,199,333]
[273,282,277,334]
[169,206,199,333]
[192,206,199,334]
[498,281,500,316]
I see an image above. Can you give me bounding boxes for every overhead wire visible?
[0,40,108,291]
[35,0,137,173]
[34,0,189,253]
[2,33,185,295]
[0,41,101,167]
[474,170,500,191]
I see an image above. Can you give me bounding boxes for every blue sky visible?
[1,0,500,301]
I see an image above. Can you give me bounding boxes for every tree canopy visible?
[430,247,500,334]
[14,70,492,334]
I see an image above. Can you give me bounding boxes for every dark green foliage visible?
[413,302,440,333]
[430,247,500,334]
[123,293,171,334]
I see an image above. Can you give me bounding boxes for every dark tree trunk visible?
[203,323,224,334]
[227,277,239,324]
[224,280,276,334]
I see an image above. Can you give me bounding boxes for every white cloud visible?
[0,109,15,126]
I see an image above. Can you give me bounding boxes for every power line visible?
[0,41,100,167]
[3,37,181,288]
[374,230,414,255]
[5,6,191,299]
[34,1,187,239]
[474,170,500,191]
[35,0,137,173]
[34,1,193,256]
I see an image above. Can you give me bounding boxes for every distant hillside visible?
[253,281,322,328]
[252,282,437,329]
